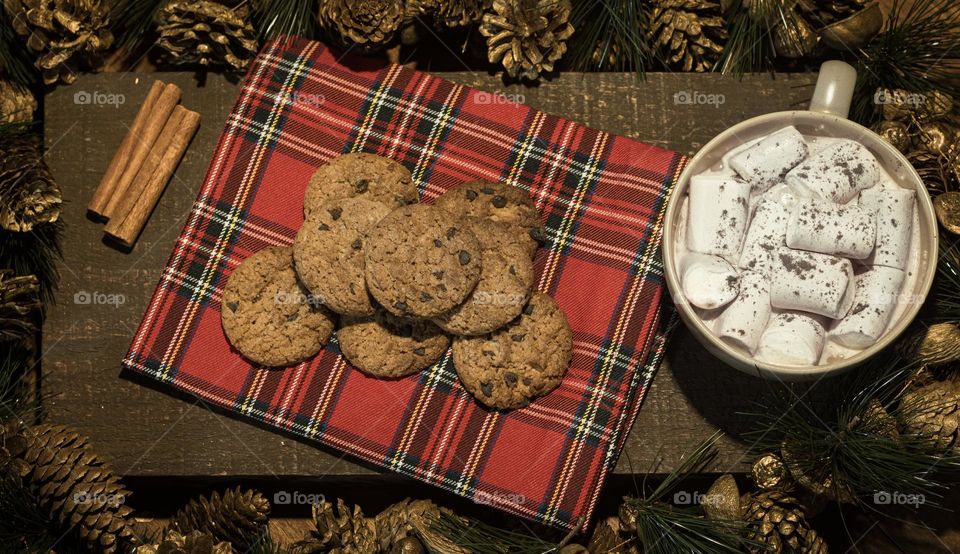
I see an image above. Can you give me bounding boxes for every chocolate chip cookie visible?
[365,204,483,318]
[338,309,450,378]
[434,181,545,257]
[294,197,392,317]
[452,292,572,410]
[303,153,419,217]
[432,220,534,335]
[221,247,335,367]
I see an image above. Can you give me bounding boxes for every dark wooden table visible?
[43,71,817,480]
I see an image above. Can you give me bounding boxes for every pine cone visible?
[135,529,233,554]
[648,0,726,72]
[0,423,137,553]
[900,378,960,454]
[0,269,40,344]
[795,0,869,27]
[405,0,487,27]
[0,130,61,232]
[741,490,828,554]
[171,487,270,549]
[480,0,574,81]
[374,498,470,554]
[293,498,378,553]
[4,0,113,85]
[156,0,259,71]
[318,0,405,51]
[0,80,37,124]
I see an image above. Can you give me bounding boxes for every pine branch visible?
[0,5,37,86]
[566,0,648,73]
[0,345,34,424]
[0,473,56,554]
[110,0,163,56]
[851,0,960,125]
[252,0,320,43]
[716,0,780,76]
[932,235,960,321]
[430,511,560,554]
[0,220,62,308]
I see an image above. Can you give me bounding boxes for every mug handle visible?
[808,61,858,119]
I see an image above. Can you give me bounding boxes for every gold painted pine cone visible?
[648,0,727,72]
[171,487,270,549]
[404,0,487,27]
[0,131,61,232]
[479,0,574,81]
[900,378,960,455]
[156,0,259,70]
[134,530,233,554]
[0,80,37,124]
[741,490,829,554]
[318,0,405,50]
[4,0,113,85]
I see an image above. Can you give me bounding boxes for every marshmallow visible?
[785,139,881,203]
[830,266,905,349]
[858,186,915,270]
[729,126,808,193]
[680,253,740,310]
[686,174,751,258]
[785,199,877,259]
[739,198,789,274]
[715,271,771,353]
[755,312,826,366]
[769,247,855,318]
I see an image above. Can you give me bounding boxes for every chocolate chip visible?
[465,189,478,201]
[511,334,524,342]
[492,195,507,208]
[481,383,493,396]
[482,349,495,357]
[352,239,362,250]
[522,376,532,385]
[317,222,330,231]
[286,313,299,322]
[413,347,426,356]
[523,303,534,315]
[481,186,494,194]
[328,207,342,220]
[420,292,432,301]
[394,301,408,312]
[458,251,471,265]
[355,179,369,193]
[508,265,516,276]
[398,324,413,337]
[432,270,445,279]
[504,372,518,385]
[446,227,458,239]
[437,284,447,292]
[433,239,443,247]
[226,301,239,312]
[395,195,409,206]
[529,227,545,243]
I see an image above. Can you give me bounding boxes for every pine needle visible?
[0,346,35,424]
[716,0,779,76]
[932,236,960,321]
[0,5,36,85]
[851,0,960,125]
[0,220,62,308]
[567,0,649,73]
[430,511,560,554]
[111,0,163,56]
[252,0,320,43]
[0,473,56,554]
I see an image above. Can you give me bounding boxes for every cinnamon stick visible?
[88,80,165,218]
[105,107,201,247]
[101,82,183,220]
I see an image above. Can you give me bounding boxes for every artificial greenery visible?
[851,0,960,125]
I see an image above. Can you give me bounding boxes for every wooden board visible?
[43,71,817,478]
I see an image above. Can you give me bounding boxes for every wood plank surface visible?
[43,71,817,479]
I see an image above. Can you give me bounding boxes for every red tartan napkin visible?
[123,38,685,529]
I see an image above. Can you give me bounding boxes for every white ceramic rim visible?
[662,110,939,381]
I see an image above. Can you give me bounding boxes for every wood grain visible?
[43,71,817,479]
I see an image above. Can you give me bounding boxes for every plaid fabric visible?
[123,38,686,530]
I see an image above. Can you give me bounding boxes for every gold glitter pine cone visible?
[134,529,233,554]
[900,377,960,455]
[0,423,137,553]
[171,487,270,549]
[480,0,574,81]
[292,498,378,554]
[156,0,259,71]
[648,0,727,72]
[0,131,61,232]
[319,0,405,50]
[741,490,829,554]
[4,0,114,85]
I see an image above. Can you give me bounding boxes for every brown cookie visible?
[364,204,483,318]
[433,181,545,257]
[221,247,335,367]
[303,153,418,217]
[432,220,534,336]
[294,197,392,317]
[452,292,572,410]
[338,309,450,378]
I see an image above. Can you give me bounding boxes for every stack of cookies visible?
[221,153,573,410]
